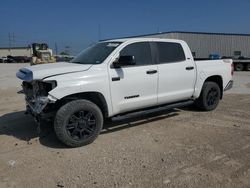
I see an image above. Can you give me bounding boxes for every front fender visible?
[44,67,113,116]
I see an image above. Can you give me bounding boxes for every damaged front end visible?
[22,81,57,119]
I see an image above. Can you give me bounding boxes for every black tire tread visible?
[195,81,221,111]
[54,99,103,147]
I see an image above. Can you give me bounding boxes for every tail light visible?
[231,63,234,76]
[223,59,234,76]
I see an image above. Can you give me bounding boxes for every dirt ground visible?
[0,64,250,188]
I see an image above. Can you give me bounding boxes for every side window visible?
[120,42,152,65]
[156,42,186,63]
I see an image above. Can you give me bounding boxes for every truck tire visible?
[246,64,250,71]
[235,63,244,71]
[54,99,103,147]
[195,81,221,111]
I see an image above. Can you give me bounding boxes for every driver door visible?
[109,42,158,115]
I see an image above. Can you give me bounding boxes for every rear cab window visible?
[155,42,186,63]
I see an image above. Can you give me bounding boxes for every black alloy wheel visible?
[54,99,103,147]
[206,87,219,107]
[195,81,221,111]
[66,110,97,141]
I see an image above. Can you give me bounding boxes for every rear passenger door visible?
[109,42,158,115]
[154,42,196,105]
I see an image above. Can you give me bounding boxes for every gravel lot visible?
[0,63,250,188]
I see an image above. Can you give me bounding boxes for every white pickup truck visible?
[16,38,233,147]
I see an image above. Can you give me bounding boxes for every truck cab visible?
[107,39,196,114]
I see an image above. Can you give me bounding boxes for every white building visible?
[0,46,32,57]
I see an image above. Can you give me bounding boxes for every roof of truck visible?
[104,37,184,43]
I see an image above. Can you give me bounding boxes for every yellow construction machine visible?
[31,43,56,65]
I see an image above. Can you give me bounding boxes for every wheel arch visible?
[57,92,109,117]
[203,75,223,99]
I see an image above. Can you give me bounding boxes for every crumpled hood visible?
[16,62,92,81]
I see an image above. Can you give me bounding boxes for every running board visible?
[112,100,194,121]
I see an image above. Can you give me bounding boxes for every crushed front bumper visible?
[25,96,50,115]
[25,96,57,121]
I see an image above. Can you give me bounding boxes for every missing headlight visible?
[37,81,57,96]
[22,80,57,97]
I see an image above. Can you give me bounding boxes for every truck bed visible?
[194,58,250,64]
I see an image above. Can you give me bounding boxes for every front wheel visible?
[195,82,221,111]
[54,99,103,147]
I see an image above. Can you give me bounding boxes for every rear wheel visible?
[235,63,244,71]
[54,99,103,147]
[195,82,221,111]
[246,64,250,71]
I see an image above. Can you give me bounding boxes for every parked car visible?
[16,38,233,147]
[0,56,7,63]
[5,56,15,63]
[6,55,30,63]
[55,55,74,62]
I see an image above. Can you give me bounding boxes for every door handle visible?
[146,70,157,74]
[112,77,120,81]
[186,66,194,70]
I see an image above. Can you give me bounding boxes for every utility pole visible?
[12,32,15,47]
[55,42,58,55]
[8,32,11,48]
[157,26,160,33]
[8,32,11,55]
[98,24,101,41]
[65,46,70,55]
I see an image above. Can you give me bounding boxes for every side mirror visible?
[113,55,136,68]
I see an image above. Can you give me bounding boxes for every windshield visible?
[71,42,122,64]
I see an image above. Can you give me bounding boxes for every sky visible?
[1,0,250,54]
